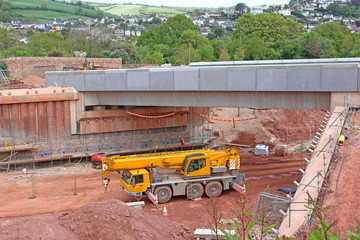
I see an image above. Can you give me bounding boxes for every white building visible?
[278,8,291,16]
[250,8,263,15]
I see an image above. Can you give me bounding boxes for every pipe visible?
[338,135,345,145]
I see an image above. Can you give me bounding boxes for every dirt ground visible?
[0,108,326,239]
[0,154,302,239]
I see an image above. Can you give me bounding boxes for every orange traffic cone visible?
[163,206,168,216]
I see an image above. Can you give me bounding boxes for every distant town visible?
[2,0,359,45]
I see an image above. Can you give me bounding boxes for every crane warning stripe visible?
[198,114,258,122]
[126,111,175,119]
[229,159,240,170]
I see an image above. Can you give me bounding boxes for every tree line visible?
[1,13,360,64]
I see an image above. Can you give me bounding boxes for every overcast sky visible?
[84,0,290,8]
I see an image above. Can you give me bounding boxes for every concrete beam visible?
[81,91,331,110]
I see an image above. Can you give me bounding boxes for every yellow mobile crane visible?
[101,148,245,203]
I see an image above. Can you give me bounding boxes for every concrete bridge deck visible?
[45,60,360,110]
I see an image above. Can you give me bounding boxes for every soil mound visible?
[0,198,191,240]
[211,108,325,148]
[22,74,45,87]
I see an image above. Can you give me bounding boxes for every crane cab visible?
[180,154,211,178]
[120,169,151,195]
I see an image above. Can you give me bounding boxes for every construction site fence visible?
[33,133,212,159]
[1,128,213,166]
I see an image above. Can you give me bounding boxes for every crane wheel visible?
[154,186,172,204]
[205,181,223,198]
[186,183,204,200]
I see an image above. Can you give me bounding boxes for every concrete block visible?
[127,70,150,90]
[287,66,321,91]
[257,66,287,91]
[200,67,227,91]
[227,67,256,91]
[84,71,105,90]
[45,72,65,87]
[194,229,236,239]
[174,68,199,90]
[64,72,85,90]
[150,69,174,90]
[322,64,357,91]
[105,70,126,90]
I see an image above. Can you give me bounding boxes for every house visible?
[157,15,168,22]
[72,25,90,31]
[223,21,236,28]
[122,15,137,23]
[108,23,118,29]
[323,14,334,19]
[114,29,124,35]
[192,18,204,26]
[304,4,316,11]
[78,18,96,25]
[278,8,291,16]
[199,27,211,37]
[19,28,36,35]
[125,29,131,36]
[19,36,29,44]
[333,16,342,21]
[205,11,222,18]
[100,17,115,23]
[216,19,226,26]
[250,8,263,15]
[302,11,310,17]
[52,23,65,31]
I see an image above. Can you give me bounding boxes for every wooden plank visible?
[126,201,145,207]
[0,155,73,166]
[218,142,250,148]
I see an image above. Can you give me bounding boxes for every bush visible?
[0,61,9,77]
[48,51,63,57]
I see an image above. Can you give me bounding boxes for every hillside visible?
[96,3,189,16]
[10,0,117,23]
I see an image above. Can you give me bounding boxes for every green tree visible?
[152,17,161,25]
[174,45,201,65]
[226,38,245,61]
[207,32,216,40]
[100,50,111,58]
[75,7,83,15]
[197,44,215,61]
[233,13,305,48]
[27,32,64,56]
[137,14,198,48]
[214,26,224,38]
[152,43,174,63]
[110,49,128,61]
[0,61,9,77]
[314,23,354,57]
[142,50,164,65]
[1,46,31,57]
[278,31,337,59]
[0,27,19,51]
[178,30,207,49]
[244,34,272,60]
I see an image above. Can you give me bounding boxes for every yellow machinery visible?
[101,148,245,203]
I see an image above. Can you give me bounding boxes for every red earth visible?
[0,108,327,239]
